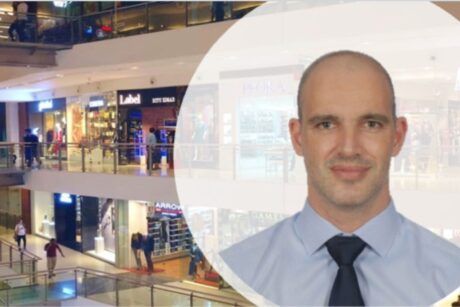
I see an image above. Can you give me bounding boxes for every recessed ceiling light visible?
[56,74,64,78]
[130,66,139,70]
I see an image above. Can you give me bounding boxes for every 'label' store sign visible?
[119,93,141,105]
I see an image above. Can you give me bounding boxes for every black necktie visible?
[326,235,366,306]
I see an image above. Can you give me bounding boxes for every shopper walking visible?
[44,238,64,278]
[131,232,143,270]
[14,219,26,250]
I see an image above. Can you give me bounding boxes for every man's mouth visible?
[330,165,371,181]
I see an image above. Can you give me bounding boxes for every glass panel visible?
[148,2,186,32]
[232,1,261,19]
[118,280,151,306]
[187,2,212,25]
[116,4,147,36]
[46,271,77,302]
[0,275,43,306]
[83,273,117,305]
[154,288,189,306]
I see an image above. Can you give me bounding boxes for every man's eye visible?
[317,121,334,129]
[365,120,383,129]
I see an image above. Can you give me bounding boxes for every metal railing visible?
[0,2,261,45]
[0,266,251,306]
[1,140,458,189]
[0,238,41,279]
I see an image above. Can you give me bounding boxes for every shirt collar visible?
[293,199,401,257]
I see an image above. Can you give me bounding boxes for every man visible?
[14,219,26,250]
[220,51,460,306]
[8,2,28,42]
[44,238,64,278]
[147,127,159,170]
[23,128,40,167]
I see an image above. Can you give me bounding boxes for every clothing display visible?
[220,200,460,306]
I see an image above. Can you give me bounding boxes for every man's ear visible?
[391,116,408,156]
[289,118,304,156]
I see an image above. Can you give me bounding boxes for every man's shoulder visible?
[399,215,460,288]
[220,213,298,285]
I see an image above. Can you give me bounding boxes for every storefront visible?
[28,98,67,159]
[31,191,193,268]
[117,86,185,166]
[66,92,117,164]
[31,191,116,263]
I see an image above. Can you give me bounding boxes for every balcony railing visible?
[0,238,41,280]
[0,2,261,45]
[1,141,459,191]
[0,266,251,306]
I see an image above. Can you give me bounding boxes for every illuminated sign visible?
[152,96,175,104]
[38,100,53,112]
[89,99,104,108]
[154,202,182,216]
[59,193,73,204]
[119,93,141,105]
[53,1,72,8]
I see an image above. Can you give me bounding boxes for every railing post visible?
[144,3,149,32]
[74,269,78,299]
[83,270,88,297]
[6,146,10,168]
[31,259,37,284]
[6,288,9,307]
[148,144,152,176]
[20,252,24,274]
[81,144,86,172]
[44,274,48,303]
[0,241,2,262]
[115,278,119,306]
[190,292,194,307]
[113,145,118,174]
[20,144,25,170]
[58,144,63,171]
[9,246,12,268]
[150,285,154,306]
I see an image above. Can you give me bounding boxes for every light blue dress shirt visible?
[221,201,460,306]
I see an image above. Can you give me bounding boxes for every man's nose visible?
[337,126,362,157]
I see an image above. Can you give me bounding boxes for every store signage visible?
[89,99,104,108]
[59,193,73,204]
[119,93,141,105]
[152,96,176,104]
[38,100,53,112]
[155,202,182,216]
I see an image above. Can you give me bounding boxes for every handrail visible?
[0,266,251,306]
[0,237,42,261]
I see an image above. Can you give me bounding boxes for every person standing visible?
[142,234,154,273]
[14,219,26,250]
[131,232,143,270]
[147,127,159,170]
[8,1,28,41]
[23,128,40,167]
[44,238,64,278]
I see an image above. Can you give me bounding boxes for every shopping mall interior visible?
[0,1,459,306]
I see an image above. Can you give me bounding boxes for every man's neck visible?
[307,190,391,233]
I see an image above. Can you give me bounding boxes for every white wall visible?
[23,170,179,204]
[31,190,54,236]
[5,102,19,142]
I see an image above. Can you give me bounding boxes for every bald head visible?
[297,51,395,121]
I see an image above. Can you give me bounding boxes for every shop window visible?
[148,2,186,32]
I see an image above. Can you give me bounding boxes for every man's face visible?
[289,57,407,209]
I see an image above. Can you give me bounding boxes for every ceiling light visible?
[130,66,139,70]
[55,74,64,78]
